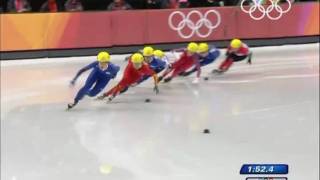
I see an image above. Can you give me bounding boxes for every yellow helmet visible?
[154,50,165,58]
[143,46,154,57]
[131,53,144,64]
[198,43,209,53]
[187,42,199,53]
[230,39,242,49]
[97,51,110,63]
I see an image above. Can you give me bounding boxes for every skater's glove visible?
[153,85,159,94]
[192,77,200,84]
[247,53,252,65]
[70,79,76,86]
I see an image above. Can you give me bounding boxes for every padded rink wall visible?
[0,2,319,59]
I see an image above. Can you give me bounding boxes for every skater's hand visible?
[247,52,253,65]
[247,55,252,65]
[153,85,159,94]
[192,77,200,84]
[69,80,76,87]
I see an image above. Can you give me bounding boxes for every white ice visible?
[1,44,319,180]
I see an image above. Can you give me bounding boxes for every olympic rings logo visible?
[240,0,291,20]
[168,10,221,39]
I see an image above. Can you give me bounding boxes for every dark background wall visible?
[0,0,112,12]
[0,0,156,12]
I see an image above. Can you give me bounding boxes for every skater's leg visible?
[218,58,234,71]
[119,86,130,94]
[158,68,172,82]
[107,83,129,101]
[155,67,165,74]
[74,75,96,103]
[139,67,164,84]
[137,75,150,84]
[182,67,197,76]
[162,68,172,78]
[105,79,129,98]
[231,54,248,62]
[164,66,184,83]
[105,85,119,97]
[172,62,193,78]
[68,74,96,109]
[247,52,253,64]
[87,78,110,97]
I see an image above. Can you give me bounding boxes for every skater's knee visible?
[88,88,102,97]
[80,83,92,91]
[214,50,221,57]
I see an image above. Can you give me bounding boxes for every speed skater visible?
[67,51,120,109]
[158,42,201,84]
[98,53,159,101]
[140,48,171,82]
[213,39,252,74]
[181,42,220,77]
[120,47,170,94]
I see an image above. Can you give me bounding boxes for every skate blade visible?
[212,70,224,75]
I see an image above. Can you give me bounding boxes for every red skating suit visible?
[165,51,201,78]
[226,43,249,56]
[219,43,250,71]
[105,61,155,96]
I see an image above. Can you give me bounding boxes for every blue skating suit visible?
[120,56,168,94]
[149,57,168,72]
[185,47,220,75]
[71,61,120,103]
[139,56,168,82]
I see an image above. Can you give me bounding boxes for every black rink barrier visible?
[0,36,319,61]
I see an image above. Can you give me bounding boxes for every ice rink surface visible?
[1,44,319,180]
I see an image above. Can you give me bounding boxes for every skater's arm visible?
[152,74,160,94]
[111,65,120,79]
[71,62,97,84]
[200,49,220,66]
[191,60,201,84]
[155,58,169,70]
[199,57,210,66]
[194,57,201,78]
[144,64,159,93]
[145,66,158,85]
[162,55,172,68]
[183,67,197,76]
[247,52,252,64]
[152,74,159,85]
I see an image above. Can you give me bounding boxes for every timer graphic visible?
[240,164,289,175]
